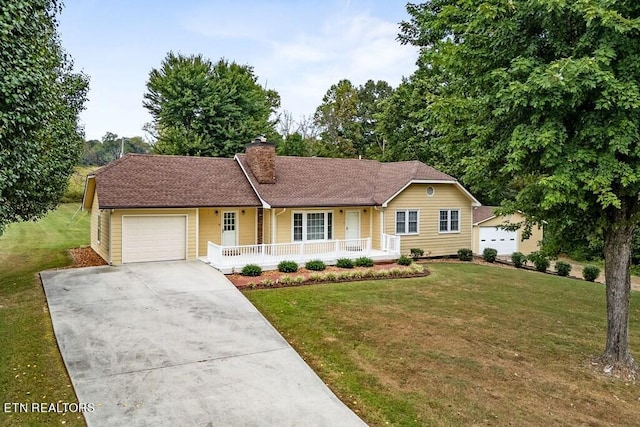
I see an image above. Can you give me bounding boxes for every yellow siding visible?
[472,212,543,255]
[371,209,381,250]
[198,208,258,254]
[385,183,473,256]
[273,207,372,244]
[110,208,197,265]
[90,191,110,263]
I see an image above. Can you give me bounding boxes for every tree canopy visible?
[314,79,393,158]
[143,52,280,157]
[0,0,89,234]
[400,0,640,369]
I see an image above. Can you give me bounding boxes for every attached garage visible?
[478,226,517,255]
[122,216,187,263]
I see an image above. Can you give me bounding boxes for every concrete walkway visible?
[41,261,365,426]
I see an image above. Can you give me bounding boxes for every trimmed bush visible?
[511,252,526,268]
[410,248,424,259]
[241,264,262,277]
[482,248,498,263]
[555,261,572,277]
[278,260,298,273]
[457,248,473,261]
[527,251,550,272]
[305,260,326,271]
[583,265,600,282]
[336,258,354,269]
[354,257,374,267]
[397,255,413,266]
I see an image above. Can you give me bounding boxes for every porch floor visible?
[200,249,397,274]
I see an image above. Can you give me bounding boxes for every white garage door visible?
[122,216,187,263]
[478,227,518,255]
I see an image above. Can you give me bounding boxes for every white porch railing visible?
[382,233,401,255]
[207,237,388,272]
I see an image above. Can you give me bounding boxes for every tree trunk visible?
[602,220,636,367]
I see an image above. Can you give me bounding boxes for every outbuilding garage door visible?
[122,216,187,263]
[478,226,518,255]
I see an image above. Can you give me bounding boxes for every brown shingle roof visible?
[93,154,261,209]
[236,155,458,207]
[473,206,497,224]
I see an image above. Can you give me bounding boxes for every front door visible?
[222,211,238,246]
[345,211,360,240]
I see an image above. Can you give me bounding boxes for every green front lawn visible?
[0,204,89,426]
[246,264,640,426]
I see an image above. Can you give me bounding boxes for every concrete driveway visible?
[41,261,365,426]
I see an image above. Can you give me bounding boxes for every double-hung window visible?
[293,212,333,241]
[439,209,460,233]
[395,210,419,234]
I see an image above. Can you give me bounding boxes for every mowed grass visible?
[246,264,640,426]
[0,204,90,427]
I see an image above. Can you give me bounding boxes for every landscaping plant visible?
[305,260,326,271]
[511,252,527,268]
[482,248,498,263]
[457,248,473,261]
[354,257,374,267]
[527,252,550,273]
[410,248,425,259]
[336,258,354,269]
[583,265,601,282]
[555,261,572,277]
[278,260,298,273]
[397,255,413,266]
[241,264,262,277]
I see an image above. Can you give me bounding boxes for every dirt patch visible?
[68,247,108,268]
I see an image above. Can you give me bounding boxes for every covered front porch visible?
[205,235,401,273]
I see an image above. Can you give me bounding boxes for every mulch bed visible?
[68,246,108,267]
[228,262,429,289]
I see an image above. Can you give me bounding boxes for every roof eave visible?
[234,154,271,208]
[81,175,96,210]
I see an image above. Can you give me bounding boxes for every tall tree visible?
[314,79,361,157]
[314,79,394,158]
[400,1,640,370]
[144,53,280,157]
[357,79,394,158]
[0,0,89,233]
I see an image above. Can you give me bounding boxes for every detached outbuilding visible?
[472,206,543,256]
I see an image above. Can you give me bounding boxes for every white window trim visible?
[395,209,420,235]
[439,209,461,234]
[292,210,334,241]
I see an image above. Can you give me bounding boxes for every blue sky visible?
[58,0,418,141]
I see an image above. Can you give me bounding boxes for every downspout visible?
[109,209,113,265]
[195,209,200,259]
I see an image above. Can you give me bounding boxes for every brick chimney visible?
[245,136,276,184]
